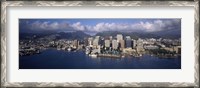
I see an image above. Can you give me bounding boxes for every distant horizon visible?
[19,19,181,36]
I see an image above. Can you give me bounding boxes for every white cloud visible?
[71,22,85,31]
[25,19,180,33]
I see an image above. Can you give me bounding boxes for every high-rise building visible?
[109,36,113,41]
[174,46,181,54]
[112,40,118,49]
[88,37,93,46]
[92,36,101,48]
[99,39,104,46]
[73,40,79,48]
[125,40,132,48]
[95,36,100,39]
[137,38,143,46]
[136,39,144,53]
[105,40,110,48]
[117,34,123,41]
[125,36,132,48]
[119,40,125,50]
[133,39,137,48]
[93,38,99,46]
[97,45,101,53]
[126,36,131,39]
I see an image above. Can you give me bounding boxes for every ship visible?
[67,47,72,51]
[97,54,121,58]
[89,54,97,57]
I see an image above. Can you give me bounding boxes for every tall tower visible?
[112,39,118,49]
[117,34,123,42]
[125,36,132,48]
[119,40,125,50]
[105,40,110,48]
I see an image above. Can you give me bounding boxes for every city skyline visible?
[19,18,181,69]
[19,19,181,35]
[19,32,181,69]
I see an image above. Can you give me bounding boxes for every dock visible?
[98,54,121,58]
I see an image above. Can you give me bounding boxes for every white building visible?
[119,39,125,50]
[95,36,100,39]
[105,40,110,48]
[117,34,123,41]
[125,36,131,40]
[136,39,144,53]
[112,40,118,49]
[88,37,93,46]
[93,38,99,46]
[109,36,113,41]
[133,39,137,48]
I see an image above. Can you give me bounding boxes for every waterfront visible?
[19,49,181,69]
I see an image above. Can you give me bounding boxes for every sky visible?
[19,19,181,35]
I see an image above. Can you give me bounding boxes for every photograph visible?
[19,19,181,69]
[1,0,198,87]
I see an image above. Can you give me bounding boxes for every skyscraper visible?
[93,38,99,46]
[125,36,132,48]
[93,36,100,48]
[119,40,125,50]
[117,34,123,41]
[126,36,131,39]
[88,37,93,46]
[136,39,144,53]
[95,36,100,39]
[105,40,110,48]
[112,39,118,49]
[133,39,137,48]
[73,40,79,48]
[109,36,113,41]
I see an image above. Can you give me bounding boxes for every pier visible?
[97,54,121,58]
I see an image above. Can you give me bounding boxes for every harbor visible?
[19,48,181,69]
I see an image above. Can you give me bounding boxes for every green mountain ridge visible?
[95,30,181,39]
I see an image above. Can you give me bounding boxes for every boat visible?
[67,47,72,51]
[97,54,121,58]
[89,54,97,57]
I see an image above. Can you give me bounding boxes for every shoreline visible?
[19,48,181,59]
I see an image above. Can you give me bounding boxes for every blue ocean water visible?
[19,49,181,69]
